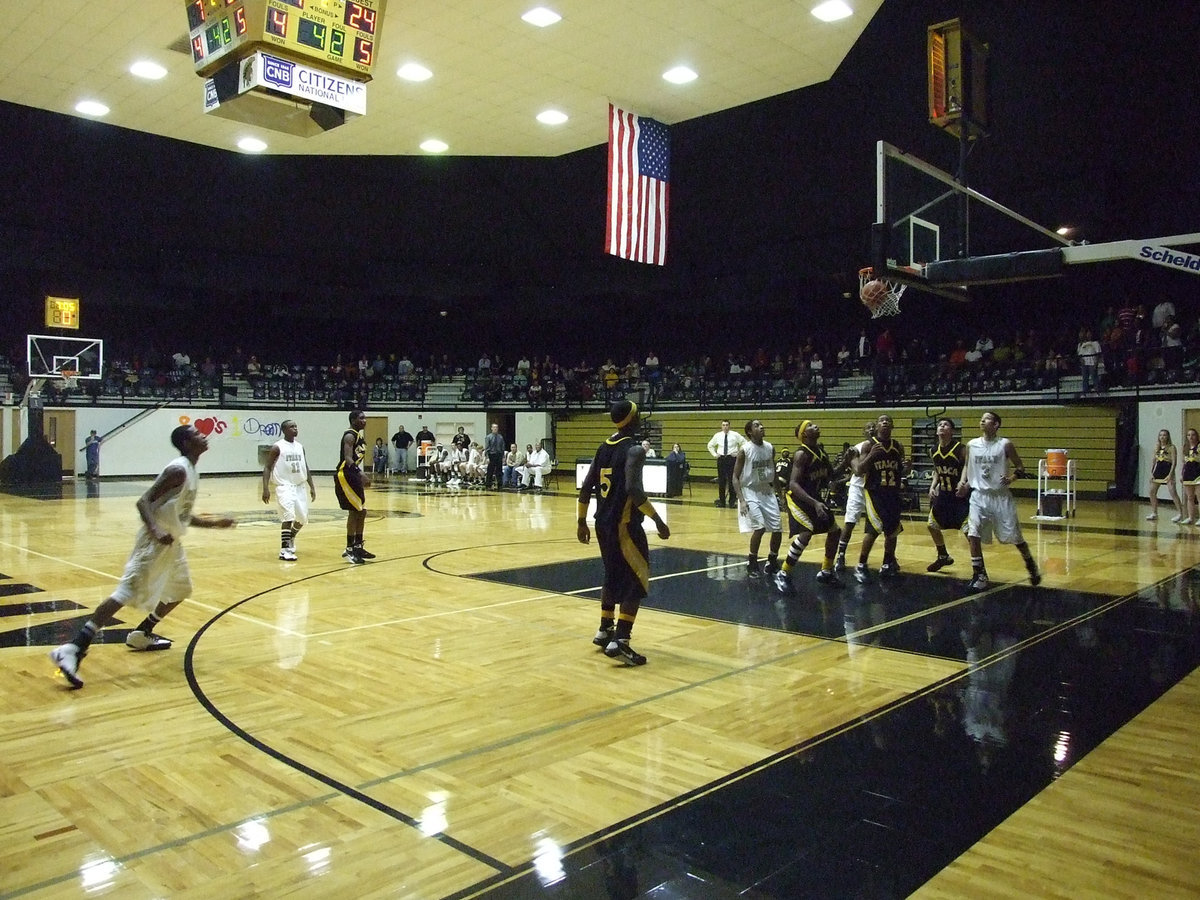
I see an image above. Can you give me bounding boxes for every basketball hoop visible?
[858,267,905,318]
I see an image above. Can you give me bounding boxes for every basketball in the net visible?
[860,278,889,313]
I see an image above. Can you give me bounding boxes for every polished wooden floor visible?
[2,475,1198,898]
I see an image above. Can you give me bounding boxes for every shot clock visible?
[185,0,385,79]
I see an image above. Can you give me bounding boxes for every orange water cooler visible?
[1035,449,1075,518]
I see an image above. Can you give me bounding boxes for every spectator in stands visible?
[875,329,895,366]
[1152,298,1176,331]
[856,329,871,371]
[974,333,994,360]
[1076,328,1103,393]
[397,353,414,378]
[991,338,1013,364]
[1116,300,1137,341]
[527,377,544,406]
[947,340,968,371]
[1163,321,1184,370]
[600,359,620,389]
[641,440,657,458]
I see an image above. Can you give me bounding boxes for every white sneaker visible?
[126,630,173,651]
[279,548,297,561]
[50,643,84,687]
[1171,514,1185,523]
[1146,513,1157,521]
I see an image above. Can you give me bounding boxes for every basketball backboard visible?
[27,334,104,380]
[873,140,1200,299]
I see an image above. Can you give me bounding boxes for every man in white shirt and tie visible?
[707,419,744,508]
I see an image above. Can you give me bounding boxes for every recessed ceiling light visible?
[238,137,268,152]
[536,110,568,125]
[129,60,167,80]
[521,7,561,27]
[662,66,697,84]
[811,1,853,22]
[74,100,109,117]
[420,139,449,153]
[397,62,432,82]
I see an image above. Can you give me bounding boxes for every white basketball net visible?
[858,267,906,318]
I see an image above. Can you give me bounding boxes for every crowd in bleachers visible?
[6,293,1195,410]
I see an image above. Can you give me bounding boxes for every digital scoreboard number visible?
[185,0,384,78]
[45,296,80,330]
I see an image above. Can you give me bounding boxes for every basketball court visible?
[3,476,1199,897]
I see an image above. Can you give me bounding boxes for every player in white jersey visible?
[834,421,877,573]
[733,419,783,579]
[49,424,236,688]
[955,411,1041,591]
[262,419,316,560]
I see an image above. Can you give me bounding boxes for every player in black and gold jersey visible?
[774,420,848,594]
[926,417,969,572]
[334,409,372,564]
[577,400,670,665]
[852,413,907,582]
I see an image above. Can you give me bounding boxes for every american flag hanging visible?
[605,104,670,266]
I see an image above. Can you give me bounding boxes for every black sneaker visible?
[879,562,901,578]
[356,546,376,560]
[854,564,871,584]
[592,627,614,649]
[604,638,647,665]
[763,558,780,576]
[834,555,847,575]
[927,555,954,572]
[747,560,762,579]
[343,548,365,565]
[1028,567,1042,587]
[815,569,843,587]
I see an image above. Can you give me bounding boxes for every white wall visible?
[53,407,550,477]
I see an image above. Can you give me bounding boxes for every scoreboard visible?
[44,296,80,330]
[185,0,385,79]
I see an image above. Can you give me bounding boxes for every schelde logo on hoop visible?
[1139,245,1200,272]
[261,54,294,89]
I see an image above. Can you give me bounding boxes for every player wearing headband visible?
[576,400,670,665]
